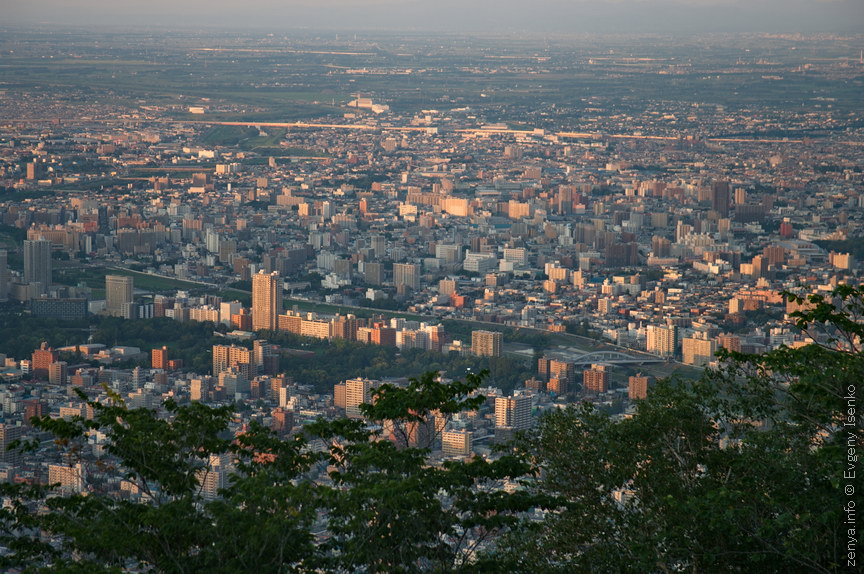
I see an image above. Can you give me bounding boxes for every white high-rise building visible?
[495,395,532,430]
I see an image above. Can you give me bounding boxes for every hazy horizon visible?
[6,0,863,35]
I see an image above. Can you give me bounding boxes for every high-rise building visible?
[0,423,23,466]
[364,262,385,286]
[105,275,133,317]
[345,378,377,419]
[472,330,502,357]
[438,278,457,297]
[441,430,473,457]
[23,239,52,296]
[219,301,242,326]
[190,378,210,402]
[393,263,420,290]
[253,340,278,376]
[495,395,532,430]
[252,271,281,332]
[682,336,717,367]
[583,364,610,394]
[151,346,169,370]
[31,342,58,380]
[48,462,86,494]
[48,361,68,385]
[547,377,568,396]
[711,180,730,218]
[197,453,232,500]
[538,356,576,383]
[646,324,679,357]
[22,400,44,426]
[333,383,347,409]
[628,374,653,400]
[212,344,253,379]
[717,333,742,353]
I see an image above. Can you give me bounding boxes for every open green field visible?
[54,266,207,294]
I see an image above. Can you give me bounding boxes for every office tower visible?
[646,324,679,357]
[345,378,377,419]
[628,374,653,400]
[24,239,52,296]
[711,180,730,218]
[0,249,7,302]
[105,275,133,317]
[495,395,532,430]
[393,263,420,290]
[151,346,169,370]
[583,364,610,394]
[472,330,502,357]
[252,271,280,332]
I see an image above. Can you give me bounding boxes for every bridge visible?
[558,350,666,366]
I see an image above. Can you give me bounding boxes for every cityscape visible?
[0,5,861,572]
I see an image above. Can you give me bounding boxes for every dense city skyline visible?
[0,19,859,572]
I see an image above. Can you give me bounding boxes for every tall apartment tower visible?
[495,395,532,430]
[31,342,58,380]
[438,278,457,297]
[393,263,421,290]
[345,378,377,419]
[24,239,52,296]
[105,275,133,317]
[151,346,169,370]
[252,271,281,332]
[646,324,679,357]
[0,249,7,302]
[472,330,502,357]
[212,344,253,380]
[0,423,24,466]
[628,373,653,400]
[711,180,730,218]
[583,364,610,394]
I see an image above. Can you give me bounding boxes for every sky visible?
[5,0,863,34]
